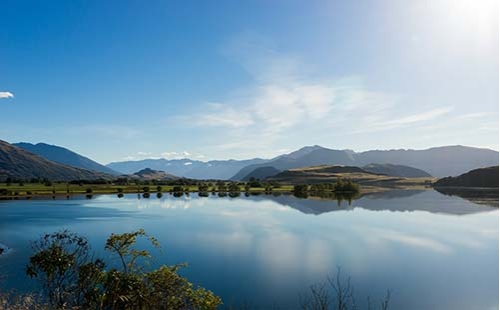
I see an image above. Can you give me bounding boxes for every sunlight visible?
[439,0,497,41]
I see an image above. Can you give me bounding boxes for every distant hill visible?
[14,142,118,175]
[434,166,499,188]
[267,165,395,185]
[231,145,498,180]
[355,146,498,177]
[132,168,179,181]
[241,166,281,181]
[231,146,356,180]
[0,140,109,181]
[266,164,435,191]
[362,163,432,178]
[107,158,267,180]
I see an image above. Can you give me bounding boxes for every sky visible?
[0,0,498,164]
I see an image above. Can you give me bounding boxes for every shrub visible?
[25,229,222,309]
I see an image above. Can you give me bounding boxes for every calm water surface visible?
[0,190,498,309]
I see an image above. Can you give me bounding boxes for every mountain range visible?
[107,158,267,180]
[229,145,498,180]
[1,140,498,181]
[14,142,119,175]
[0,140,109,181]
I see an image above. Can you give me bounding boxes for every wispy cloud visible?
[160,151,192,159]
[121,155,136,161]
[351,107,454,133]
[387,107,453,125]
[121,150,201,161]
[361,227,452,254]
[0,91,14,99]
[456,112,487,120]
[412,111,497,134]
[193,102,254,128]
[174,32,460,155]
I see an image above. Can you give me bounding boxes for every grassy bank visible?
[0,177,436,199]
[0,182,297,198]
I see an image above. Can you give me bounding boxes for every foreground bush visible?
[24,229,222,309]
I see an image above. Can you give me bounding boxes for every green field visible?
[0,182,296,198]
[0,175,434,199]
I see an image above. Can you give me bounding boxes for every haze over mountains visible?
[107,145,498,180]
[107,158,268,180]
[1,140,498,182]
[229,145,498,180]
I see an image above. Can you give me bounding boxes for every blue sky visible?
[1,0,498,164]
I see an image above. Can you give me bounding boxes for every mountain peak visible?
[0,140,109,181]
[279,145,328,160]
[13,142,119,175]
[134,168,158,175]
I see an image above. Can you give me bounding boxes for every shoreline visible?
[0,187,497,205]
[0,187,415,200]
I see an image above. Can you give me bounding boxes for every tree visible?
[104,228,159,274]
[172,186,183,193]
[293,184,309,198]
[25,230,101,308]
[333,178,359,193]
[227,182,240,193]
[248,177,262,188]
[198,183,209,192]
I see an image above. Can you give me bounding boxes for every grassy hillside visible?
[0,140,109,181]
[266,165,434,191]
[434,166,499,188]
[14,142,119,175]
[132,168,179,181]
[241,166,281,181]
[362,163,432,178]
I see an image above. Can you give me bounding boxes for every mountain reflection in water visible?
[250,189,497,215]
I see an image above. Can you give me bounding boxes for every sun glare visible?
[444,0,497,37]
[417,0,498,56]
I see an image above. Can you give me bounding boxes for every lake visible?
[0,190,498,309]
